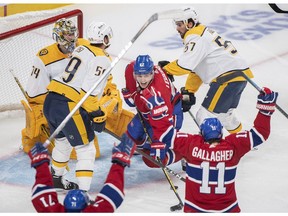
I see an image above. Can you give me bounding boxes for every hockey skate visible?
[51,167,79,191]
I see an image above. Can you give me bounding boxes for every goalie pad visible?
[21,100,48,139]
[21,126,54,154]
[106,108,135,138]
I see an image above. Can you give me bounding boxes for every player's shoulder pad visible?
[184,24,206,39]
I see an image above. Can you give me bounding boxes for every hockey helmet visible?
[200,118,223,143]
[52,18,79,53]
[64,189,89,212]
[134,55,154,75]
[173,7,199,28]
[87,21,113,46]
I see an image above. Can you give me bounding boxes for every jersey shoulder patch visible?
[39,48,48,56]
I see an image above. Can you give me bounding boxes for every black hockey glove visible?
[181,87,196,112]
[158,60,174,82]
[90,108,107,133]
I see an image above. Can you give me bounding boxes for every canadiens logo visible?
[39,49,48,56]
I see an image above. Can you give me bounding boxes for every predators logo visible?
[39,49,48,56]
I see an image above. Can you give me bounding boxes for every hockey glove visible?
[90,108,107,133]
[158,60,174,82]
[150,142,166,161]
[28,142,50,168]
[112,133,136,167]
[121,88,135,107]
[181,87,196,112]
[256,87,278,116]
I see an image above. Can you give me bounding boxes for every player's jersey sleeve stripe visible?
[97,183,124,210]
[249,127,265,148]
[31,184,56,199]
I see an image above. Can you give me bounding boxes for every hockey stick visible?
[188,110,199,129]
[42,8,185,148]
[135,110,184,211]
[240,72,288,119]
[269,3,288,13]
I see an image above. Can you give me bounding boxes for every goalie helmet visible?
[52,18,79,53]
[173,7,199,28]
[87,21,113,46]
[200,118,223,143]
[63,189,89,212]
[134,55,154,75]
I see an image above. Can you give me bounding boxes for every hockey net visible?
[0,8,83,112]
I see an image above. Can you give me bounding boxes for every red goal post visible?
[0,9,83,112]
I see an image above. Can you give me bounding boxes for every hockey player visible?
[120,55,183,166]
[160,7,254,134]
[28,134,135,212]
[43,21,114,192]
[21,18,90,157]
[163,87,278,212]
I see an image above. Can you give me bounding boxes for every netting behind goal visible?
[0,8,83,112]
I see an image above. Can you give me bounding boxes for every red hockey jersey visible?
[172,112,271,212]
[31,163,125,212]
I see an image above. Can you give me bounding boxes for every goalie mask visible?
[87,21,113,47]
[173,7,199,29]
[52,18,79,53]
[200,118,223,143]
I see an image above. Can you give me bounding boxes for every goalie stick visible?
[41,8,187,148]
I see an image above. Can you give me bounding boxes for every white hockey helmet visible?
[173,7,199,28]
[52,18,79,53]
[87,21,113,46]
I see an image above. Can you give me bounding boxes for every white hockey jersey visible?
[164,24,253,93]
[26,38,89,105]
[47,44,112,112]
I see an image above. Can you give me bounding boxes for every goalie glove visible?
[28,142,50,168]
[181,87,196,112]
[90,108,107,133]
[256,87,278,116]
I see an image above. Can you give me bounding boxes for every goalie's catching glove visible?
[256,87,278,116]
[28,142,50,168]
[90,108,107,133]
[112,133,135,167]
[181,87,196,112]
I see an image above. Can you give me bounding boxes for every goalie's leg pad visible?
[21,127,53,154]
[105,109,135,138]
[21,100,48,139]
